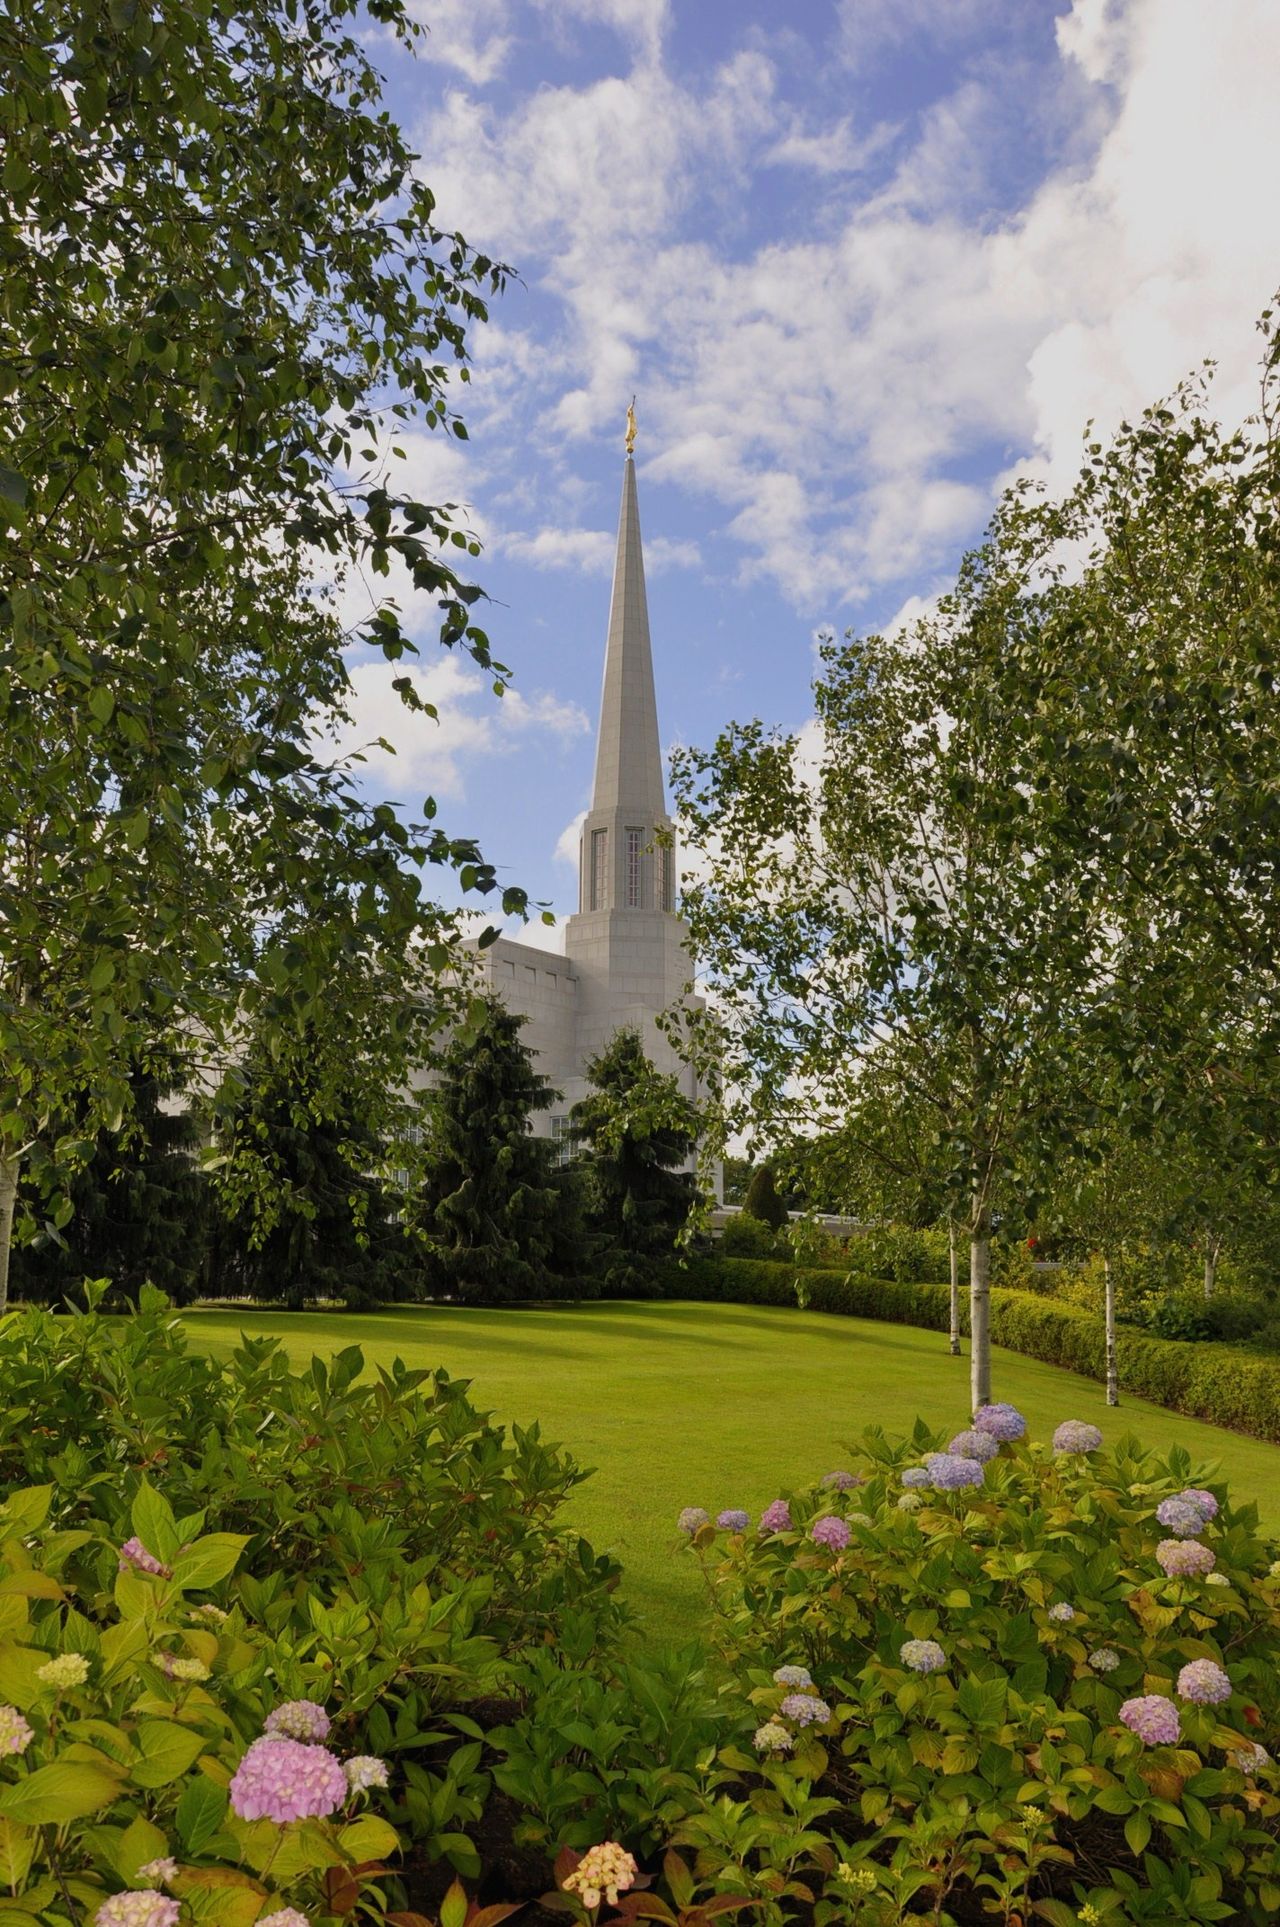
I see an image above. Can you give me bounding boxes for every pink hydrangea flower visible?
[821,1470,861,1490]
[1156,1539,1216,1578]
[811,1515,851,1550]
[0,1706,33,1755]
[259,1912,311,1927]
[229,1737,348,1822]
[779,1692,831,1726]
[1120,1695,1180,1745]
[564,1843,638,1912]
[263,1700,331,1743]
[95,1893,179,1927]
[759,1500,793,1533]
[118,1538,172,1580]
[1052,1421,1103,1454]
[1176,1659,1231,1705]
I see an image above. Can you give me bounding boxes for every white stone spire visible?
[588,451,667,820]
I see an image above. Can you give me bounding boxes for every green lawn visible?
[185,1301,1280,1639]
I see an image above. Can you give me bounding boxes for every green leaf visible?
[170,1535,247,1592]
[1124,1810,1151,1856]
[0,1762,123,1824]
[118,1814,169,1881]
[440,1882,467,1927]
[175,1776,227,1855]
[338,1816,399,1863]
[130,1482,179,1564]
[131,1722,207,1789]
[0,1819,35,1890]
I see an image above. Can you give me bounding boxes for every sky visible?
[336,0,1280,941]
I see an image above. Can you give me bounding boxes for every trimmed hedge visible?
[659,1254,1280,1444]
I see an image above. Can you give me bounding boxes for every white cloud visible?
[505,526,614,573]
[328,655,589,806]
[415,0,1280,614]
[408,0,513,84]
[555,809,588,868]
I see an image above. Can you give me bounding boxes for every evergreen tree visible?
[742,1161,788,1231]
[11,1062,207,1308]
[570,1029,698,1292]
[412,1003,568,1303]
[210,1035,403,1311]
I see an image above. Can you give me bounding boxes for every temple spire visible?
[588,435,666,820]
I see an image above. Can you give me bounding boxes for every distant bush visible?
[742,1163,788,1231]
[718,1212,787,1260]
[845,1224,951,1284]
[656,1255,1280,1442]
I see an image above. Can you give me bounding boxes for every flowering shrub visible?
[0,1488,399,1927]
[678,1414,1280,1923]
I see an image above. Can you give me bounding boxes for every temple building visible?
[461,422,702,1151]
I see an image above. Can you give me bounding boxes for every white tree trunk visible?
[970,1204,991,1413]
[0,1153,19,1316]
[1203,1240,1219,1300]
[948,1219,961,1356]
[1104,1255,1118,1407]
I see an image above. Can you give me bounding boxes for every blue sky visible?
[335,0,1280,937]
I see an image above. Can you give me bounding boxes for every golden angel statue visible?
[625,397,637,454]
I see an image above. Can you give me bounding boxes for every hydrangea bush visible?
[678,1411,1280,1924]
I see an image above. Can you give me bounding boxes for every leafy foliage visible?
[741,1167,787,1234]
[570,1031,698,1294]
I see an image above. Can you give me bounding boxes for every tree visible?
[570,1029,698,1290]
[672,549,1114,1413]
[411,1003,568,1303]
[742,1162,788,1232]
[208,1025,406,1310]
[0,0,531,1304]
[10,1058,208,1307]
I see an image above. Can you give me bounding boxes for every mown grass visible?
[185,1301,1280,1639]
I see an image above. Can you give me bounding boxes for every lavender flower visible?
[1155,1497,1207,1538]
[772,1665,813,1687]
[779,1693,831,1726]
[971,1402,1026,1443]
[258,1913,311,1927]
[1119,1695,1180,1746]
[1179,1488,1219,1520]
[821,1470,861,1490]
[759,1500,793,1533]
[0,1706,32,1755]
[1048,1602,1075,1624]
[118,1538,172,1580]
[677,1507,709,1534]
[228,1737,348,1823]
[947,1428,999,1463]
[753,1720,793,1754]
[926,1452,984,1491]
[344,1755,390,1792]
[901,1467,931,1488]
[95,1897,178,1927]
[716,1509,750,1533]
[1156,1539,1216,1578]
[264,1700,331,1743]
[1088,1648,1120,1672]
[899,1639,946,1675]
[1052,1421,1103,1454]
[1230,1742,1270,1775]
[811,1515,851,1550]
[1176,1659,1231,1705]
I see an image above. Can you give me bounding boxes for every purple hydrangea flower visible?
[1156,1539,1216,1578]
[759,1500,793,1533]
[779,1693,831,1726]
[677,1508,709,1534]
[1155,1497,1207,1538]
[926,1452,984,1491]
[947,1428,999,1463]
[95,1898,178,1927]
[229,1737,348,1823]
[772,1664,813,1687]
[716,1509,750,1533]
[821,1470,861,1490]
[1120,1695,1180,1745]
[1180,1488,1219,1520]
[811,1515,851,1550]
[971,1402,1026,1443]
[1176,1659,1231,1705]
[264,1700,331,1743]
[118,1538,172,1580]
[1052,1421,1103,1454]
[899,1639,946,1674]
[1048,1602,1075,1623]
[901,1467,931,1488]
